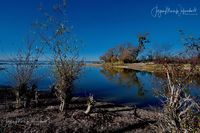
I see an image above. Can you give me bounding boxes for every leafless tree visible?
[179,30,200,65]
[35,0,83,112]
[7,39,42,109]
[155,64,200,132]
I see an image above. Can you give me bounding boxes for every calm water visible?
[0,64,200,107]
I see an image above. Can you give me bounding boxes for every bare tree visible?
[52,45,83,112]
[179,30,200,65]
[152,32,200,132]
[7,39,42,109]
[155,64,200,132]
[157,31,200,132]
[35,0,83,112]
[179,30,200,58]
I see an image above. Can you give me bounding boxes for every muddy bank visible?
[0,96,161,133]
[113,62,163,73]
[90,62,200,73]
[88,62,163,73]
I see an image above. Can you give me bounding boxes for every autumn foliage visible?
[100,33,149,63]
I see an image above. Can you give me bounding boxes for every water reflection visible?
[0,64,199,106]
[100,66,145,97]
[153,72,200,89]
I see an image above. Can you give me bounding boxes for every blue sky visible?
[0,0,200,60]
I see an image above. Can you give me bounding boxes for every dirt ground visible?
[0,97,161,133]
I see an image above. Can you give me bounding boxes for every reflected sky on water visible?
[0,64,199,107]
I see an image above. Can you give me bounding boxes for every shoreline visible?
[87,62,163,72]
[85,63,103,67]
[87,62,199,73]
[0,63,199,132]
[0,96,160,132]
[113,62,163,73]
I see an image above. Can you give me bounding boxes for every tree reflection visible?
[153,72,200,89]
[100,66,145,97]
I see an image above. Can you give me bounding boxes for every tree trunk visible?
[35,91,38,106]
[16,97,21,109]
[55,85,72,112]
[85,104,92,114]
[59,99,65,112]
[85,95,94,114]
[59,95,72,112]
[16,91,21,109]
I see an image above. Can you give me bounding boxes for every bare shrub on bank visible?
[155,64,200,133]
[52,45,83,112]
[7,40,42,109]
[35,0,83,112]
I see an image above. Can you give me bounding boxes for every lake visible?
[0,64,200,107]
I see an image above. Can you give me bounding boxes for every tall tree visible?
[35,0,83,112]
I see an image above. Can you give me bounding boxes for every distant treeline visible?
[100,33,149,63]
[100,31,200,65]
[141,54,200,65]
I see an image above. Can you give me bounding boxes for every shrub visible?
[8,41,41,109]
[37,0,83,112]
[155,65,200,132]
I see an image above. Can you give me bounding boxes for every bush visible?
[8,42,41,109]
[37,1,83,112]
[155,65,200,132]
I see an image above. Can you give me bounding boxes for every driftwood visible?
[85,95,95,114]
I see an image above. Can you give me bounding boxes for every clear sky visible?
[0,0,200,61]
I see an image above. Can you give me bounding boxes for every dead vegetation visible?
[6,40,42,109]
[154,64,200,133]
[34,0,83,112]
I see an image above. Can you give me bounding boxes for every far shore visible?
[86,62,163,72]
[87,62,199,73]
[1,62,198,73]
[85,63,103,67]
[111,62,163,73]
